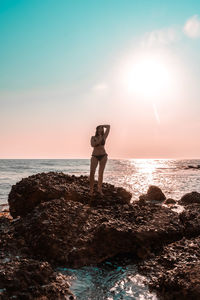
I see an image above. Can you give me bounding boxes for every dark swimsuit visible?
[92,137,107,161]
[92,153,108,161]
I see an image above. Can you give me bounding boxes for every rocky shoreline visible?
[1,172,200,299]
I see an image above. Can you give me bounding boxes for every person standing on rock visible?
[90,125,110,196]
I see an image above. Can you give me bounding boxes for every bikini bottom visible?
[92,153,108,161]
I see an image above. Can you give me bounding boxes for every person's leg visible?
[98,155,108,194]
[89,156,98,195]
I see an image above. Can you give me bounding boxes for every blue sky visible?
[1,0,200,158]
[1,0,200,90]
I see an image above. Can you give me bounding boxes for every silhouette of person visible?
[90,125,110,195]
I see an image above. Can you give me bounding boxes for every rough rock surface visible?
[0,258,74,300]
[5,172,200,299]
[138,236,200,300]
[15,198,184,267]
[180,191,200,205]
[8,172,131,218]
[0,214,74,300]
[8,173,183,268]
[139,185,166,202]
[179,203,200,237]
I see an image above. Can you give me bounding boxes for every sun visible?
[122,53,175,99]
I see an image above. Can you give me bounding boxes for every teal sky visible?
[1,0,200,158]
[1,0,200,90]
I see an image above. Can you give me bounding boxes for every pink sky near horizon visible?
[1,78,200,159]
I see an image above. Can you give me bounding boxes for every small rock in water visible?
[139,185,166,202]
[164,198,176,205]
[180,191,200,205]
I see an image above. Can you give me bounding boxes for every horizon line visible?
[0,157,200,160]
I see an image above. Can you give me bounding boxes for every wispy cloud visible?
[141,27,180,47]
[183,15,200,38]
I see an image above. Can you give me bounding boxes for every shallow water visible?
[58,260,157,300]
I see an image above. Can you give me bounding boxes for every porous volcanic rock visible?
[138,236,200,300]
[8,172,132,218]
[0,214,74,300]
[180,191,200,205]
[179,203,200,237]
[139,185,166,202]
[0,258,74,300]
[6,172,200,299]
[13,196,184,267]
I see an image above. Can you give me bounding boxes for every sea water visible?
[1,158,200,299]
[1,158,200,206]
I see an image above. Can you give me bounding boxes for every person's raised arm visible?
[102,125,110,140]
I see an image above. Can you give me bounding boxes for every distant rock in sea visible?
[185,164,200,169]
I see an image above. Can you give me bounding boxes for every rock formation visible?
[8,172,183,267]
[139,185,166,202]
[1,171,200,299]
[8,172,131,218]
[180,191,200,205]
[0,213,74,299]
[138,236,200,300]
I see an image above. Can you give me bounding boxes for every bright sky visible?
[1,0,200,158]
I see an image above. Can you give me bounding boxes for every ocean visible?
[1,158,200,206]
[1,158,200,299]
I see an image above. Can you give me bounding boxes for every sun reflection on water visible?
[131,159,158,186]
[125,159,171,199]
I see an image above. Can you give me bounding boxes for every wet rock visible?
[8,172,132,218]
[138,236,200,300]
[180,191,200,205]
[139,185,166,202]
[164,198,176,205]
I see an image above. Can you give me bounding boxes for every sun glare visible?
[122,53,176,99]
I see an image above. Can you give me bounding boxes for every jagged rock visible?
[139,185,166,202]
[180,191,200,205]
[179,203,200,237]
[138,236,200,300]
[8,172,132,218]
[0,258,74,300]
[4,172,200,300]
[13,198,183,267]
[7,173,185,267]
[0,214,75,300]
